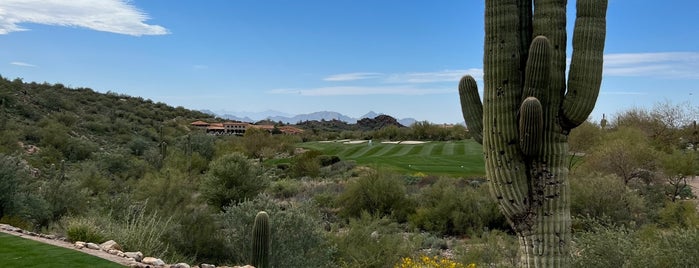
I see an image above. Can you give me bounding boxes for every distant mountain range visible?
[201,109,418,126]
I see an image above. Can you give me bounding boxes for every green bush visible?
[62,216,107,243]
[268,179,301,199]
[219,194,334,267]
[571,223,634,268]
[291,150,322,178]
[409,178,507,236]
[657,201,699,228]
[455,230,519,268]
[336,170,414,222]
[333,212,418,268]
[201,152,270,210]
[166,208,229,264]
[570,173,648,229]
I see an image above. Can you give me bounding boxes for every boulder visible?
[86,242,101,250]
[74,241,86,249]
[142,257,165,266]
[124,251,144,262]
[100,240,122,251]
[200,264,216,268]
[171,263,191,268]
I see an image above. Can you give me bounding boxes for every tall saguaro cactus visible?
[251,211,271,268]
[459,0,607,266]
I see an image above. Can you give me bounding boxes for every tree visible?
[583,127,659,185]
[458,0,608,266]
[202,152,269,210]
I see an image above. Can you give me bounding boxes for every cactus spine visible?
[251,211,270,268]
[459,0,607,266]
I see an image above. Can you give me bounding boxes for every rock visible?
[45,234,57,239]
[124,251,144,262]
[86,242,101,250]
[124,257,135,262]
[142,257,165,266]
[108,249,123,255]
[171,263,191,268]
[100,240,122,251]
[74,242,85,249]
[370,231,379,239]
[117,251,126,257]
[200,264,216,268]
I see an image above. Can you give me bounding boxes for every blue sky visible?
[1,0,698,124]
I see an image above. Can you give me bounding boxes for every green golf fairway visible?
[299,140,485,177]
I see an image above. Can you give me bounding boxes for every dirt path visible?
[0,225,133,267]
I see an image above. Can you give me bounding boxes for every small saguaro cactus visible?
[458,0,607,267]
[251,211,270,268]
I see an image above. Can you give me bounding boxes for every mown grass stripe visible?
[298,140,484,177]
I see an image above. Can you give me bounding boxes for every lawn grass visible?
[0,233,124,267]
[298,140,485,177]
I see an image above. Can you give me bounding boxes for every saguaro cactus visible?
[251,211,270,268]
[459,0,607,266]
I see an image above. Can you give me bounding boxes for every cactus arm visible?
[458,75,484,144]
[561,0,608,129]
[533,0,568,106]
[251,211,270,268]
[519,97,543,157]
[522,36,552,102]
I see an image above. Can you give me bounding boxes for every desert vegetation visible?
[0,75,698,267]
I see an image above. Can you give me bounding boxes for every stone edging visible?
[0,223,254,268]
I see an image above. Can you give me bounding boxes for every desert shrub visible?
[291,150,322,178]
[166,208,230,264]
[268,178,301,199]
[570,173,648,228]
[455,230,519,268]
[657,201,699,228]
[0,215,33,231]
[201,152,270,210]
[409,178,507,236]
[106,203,174,261]
[62,216,108,243]
[333,212,418,268]
[628,227,699,267]
[571,223,635,268]
[336,170,414,222]
[219,194,334,267]
[317,155,341,166]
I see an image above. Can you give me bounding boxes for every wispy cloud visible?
[269,86,451,96]
[600,91,648,95]
[386,68,483,83]
[603,52,699,79]
[10,61,36,67]
[323,72,383,81]
[0,0,168,36]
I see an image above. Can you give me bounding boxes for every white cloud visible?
[600,91,647,95]
[10,61,36,67]
[386,68,483,83]
[268,86,451,96]
[603,52,699,79]
[323,72,383,81]
[0,0,168,36]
